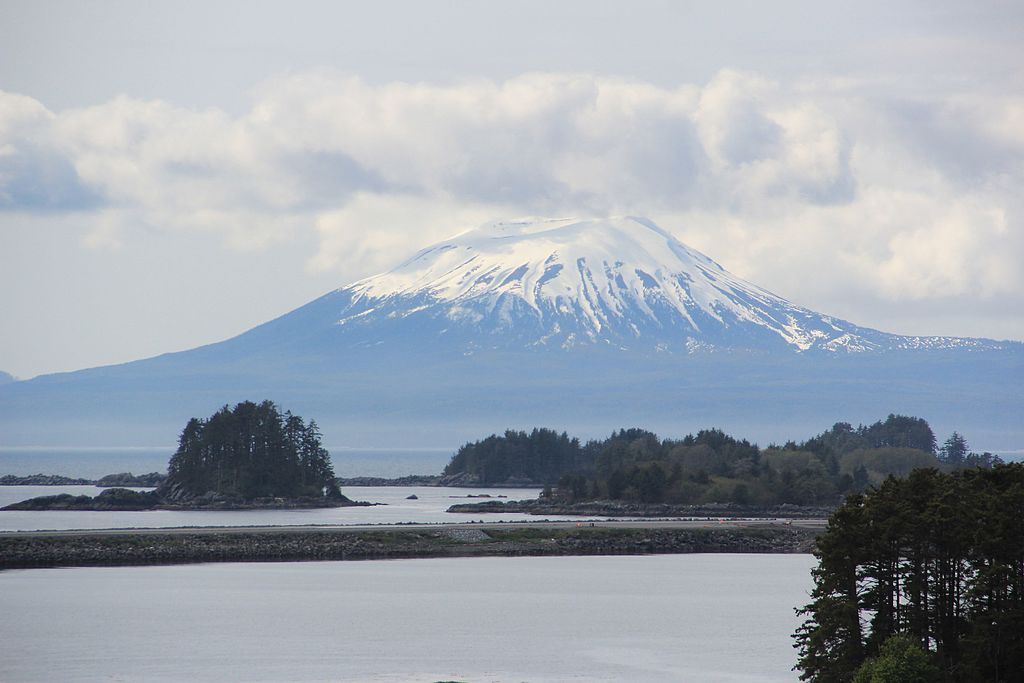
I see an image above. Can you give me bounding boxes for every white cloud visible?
[309,193,499,276]
[1,70,1022,342]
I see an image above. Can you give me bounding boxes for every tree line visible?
[444,415,1002,506]
[794,463,1024,681]
[166,400,339,500]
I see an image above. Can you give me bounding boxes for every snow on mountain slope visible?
[311,216,1003,354]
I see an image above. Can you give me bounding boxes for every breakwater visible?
[0,523,819,570]
[447,499,835,518]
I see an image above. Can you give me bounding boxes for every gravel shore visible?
[0,523,819,570]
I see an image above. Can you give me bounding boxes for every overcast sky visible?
[2,0,1023,379]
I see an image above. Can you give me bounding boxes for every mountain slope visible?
[0,216,1020,451]
[256,216,1001,356]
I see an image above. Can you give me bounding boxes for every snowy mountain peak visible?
[349,215,733,319]
[323,216,998,354]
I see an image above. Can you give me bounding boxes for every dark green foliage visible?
[937,432,1003,470]
[443,415,965,506]
[794,464,1024,682]
[95,472,167,487]
[939,432,969,466]
[92,488,162,509]
[852,635,942,683]
[802,414,936,457]
[443,428,580,485]
[166,400,338,499]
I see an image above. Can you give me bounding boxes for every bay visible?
[0,554,815,682]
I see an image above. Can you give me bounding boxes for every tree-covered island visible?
[162,400,341,502]
[443,415,1001,509]
[2,401,366,511]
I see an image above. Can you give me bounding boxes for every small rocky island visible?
[2,401,370,511]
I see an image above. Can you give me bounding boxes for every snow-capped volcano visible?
[2,215,1020,449]
[321,216,988,354]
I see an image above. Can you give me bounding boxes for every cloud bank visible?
[2,70,1022,340]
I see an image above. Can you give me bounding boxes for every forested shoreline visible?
[794,463,1024,681]
[444,415,1002,507]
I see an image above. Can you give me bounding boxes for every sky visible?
[1,0,1023,379]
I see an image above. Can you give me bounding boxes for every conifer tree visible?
[166,401,337,499]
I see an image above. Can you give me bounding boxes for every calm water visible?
[0,448,524,531]
[0,554,815,682]
[0,447,452,479]
[0,485,553,531]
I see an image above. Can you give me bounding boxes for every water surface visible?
[0,485,555,531]
[0,554,814,682]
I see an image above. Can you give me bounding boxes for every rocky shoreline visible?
[0,472,167,487]
[1,487,375,511]
[334,473,541,488]
[0,524,820,570]
[446,499,835,518]
[1,474,96,486]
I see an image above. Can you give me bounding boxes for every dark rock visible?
[2,485,375,511]
[406,494,419,499]
[2,488,161,511]
[2,493,93,510]
[0,473,93,486]
[0,525,822,570]
[447,499,835,518]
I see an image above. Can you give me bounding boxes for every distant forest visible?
[443,415,1002,506]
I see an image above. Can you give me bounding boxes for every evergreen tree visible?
[795,464,1024,681]
[442,415,978,507]
[165,401,337,499]
[852,634,941,683]
[938,432,969,466]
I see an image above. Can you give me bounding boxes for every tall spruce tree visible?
[166,401,338,499]
[795,464,1024,681]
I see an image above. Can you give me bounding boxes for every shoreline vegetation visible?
[794,463,1024,681]
[0,523,820,570]
[3,412,995,514]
